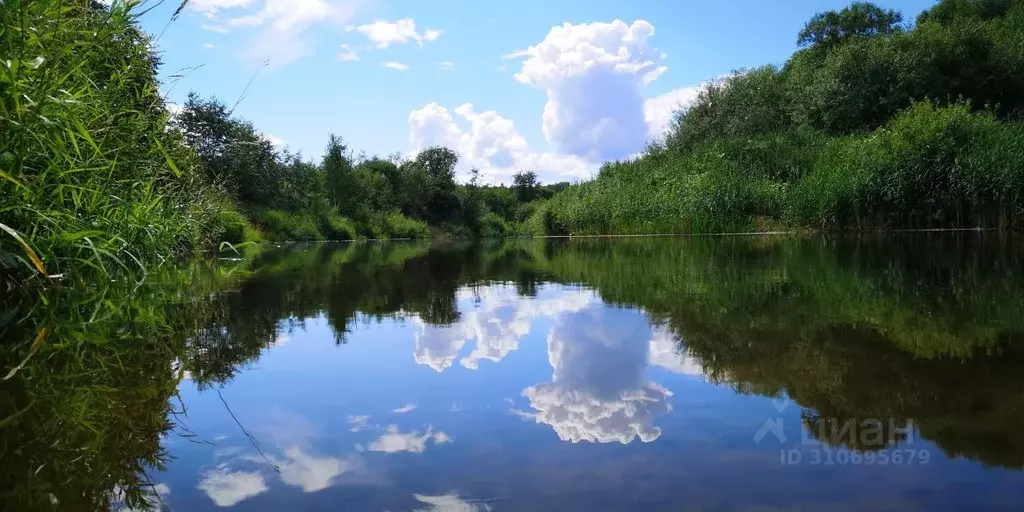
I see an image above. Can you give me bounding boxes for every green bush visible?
[788,102,1024,228]
[318,209,358,240]
[480,212,512,238]
[218,205,262,245]
[363,211,430,239]
[667,66,793,152]
[257,210,324,241]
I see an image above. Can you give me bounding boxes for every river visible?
[3,234,1024,511]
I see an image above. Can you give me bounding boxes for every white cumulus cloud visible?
[507,20,666,161]
[407,103,591,184]
[349,18,443,48]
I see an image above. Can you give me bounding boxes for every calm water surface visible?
[4,235,1024,511]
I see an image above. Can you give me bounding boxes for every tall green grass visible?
[789,102,1024,229]
[0,0,226,284]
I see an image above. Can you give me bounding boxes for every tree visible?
[460,168,485,235]
[413,147,462,223]
[797,2,903,48]
[918,0,1015,26]
[174,93,281,206]
[513,171,540,203]
[352,163,397,214]
[323,134,356,214]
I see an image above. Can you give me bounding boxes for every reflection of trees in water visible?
[4,233,1024,509]
[540,234,1024,469]
[0,240,553,510]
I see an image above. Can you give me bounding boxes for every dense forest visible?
[3,0,1024,285]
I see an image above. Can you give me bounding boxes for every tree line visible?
[4,0,1024,285]
[173,93,570,244]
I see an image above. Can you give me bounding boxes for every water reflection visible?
[197,467,267,507]
[412,286,594,372]
[4,234,1024,510]
[516,306,674,444]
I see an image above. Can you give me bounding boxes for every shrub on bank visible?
[480,212,512,238]
[318,209,358,240]
[257,210,324,241]
[789,102,1024,229]
[363,211,431,239]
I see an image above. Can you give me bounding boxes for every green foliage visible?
[552,0,1024,235]
[667,66,793,151]
[918,0,1016,25]
[363,211,431,239]
[323,134,357,214]
[480,212,512,238]
[786,19,1024,133]
[0,0,223,282]
[797,2,904,48]
[257,210,324,241]
[513,171,540,202]
[175,93,285,206]
[318,209,358,240]
[215,198,262,245]
[789,102,1024,229]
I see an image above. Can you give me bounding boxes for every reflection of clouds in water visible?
[348,414,371,432]
[648,325,706,377]
[197,466,268,507]
[518,306,673,444]
[368,425,451,453]
[414,494,493,512]
[269,447,348,493]
[413,286,596,372]
[393,403,417,414]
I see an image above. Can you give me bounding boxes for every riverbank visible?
[525,0,1024,236]
[3,0,1024,288]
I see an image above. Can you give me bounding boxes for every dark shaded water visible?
[3,234,1024,511]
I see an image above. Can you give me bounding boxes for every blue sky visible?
[137,0,937,183]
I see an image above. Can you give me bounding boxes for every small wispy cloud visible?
[501,49,530,60]
[437,61,455,71]
[203,43,217,50]
[338,44,359,61]
[348,19,443,48]
[381,61,409,71]
[201,23,231,33]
